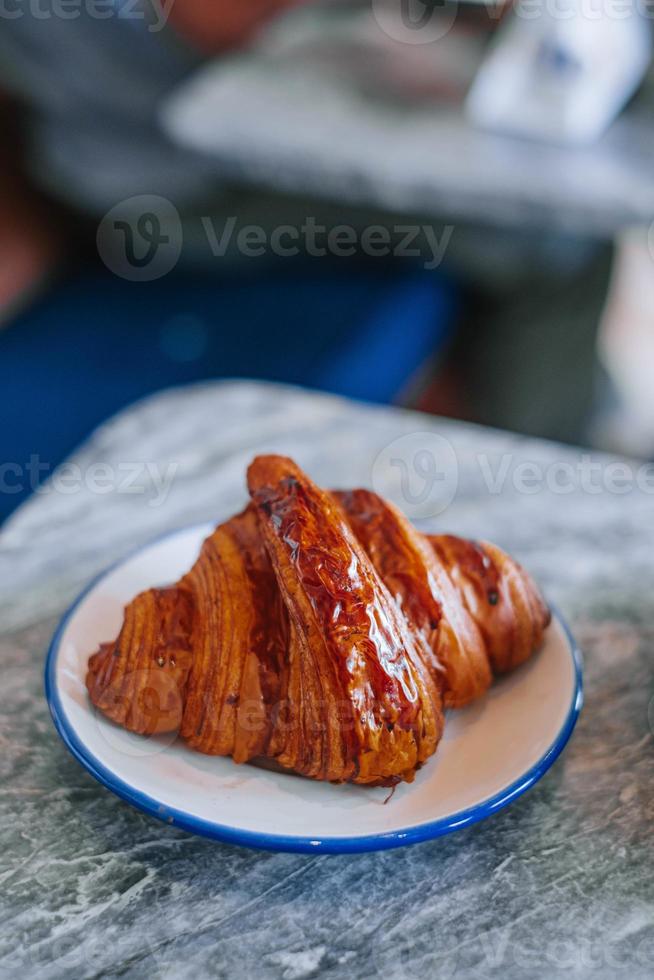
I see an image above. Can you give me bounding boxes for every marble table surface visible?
[1,380,652,979]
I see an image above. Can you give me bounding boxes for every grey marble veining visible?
[0,380,652,979]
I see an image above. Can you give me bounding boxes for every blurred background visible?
[1,0,653,521]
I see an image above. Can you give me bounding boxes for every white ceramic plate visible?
[46,524,583,853]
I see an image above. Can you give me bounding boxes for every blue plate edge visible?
[44,524,584,855]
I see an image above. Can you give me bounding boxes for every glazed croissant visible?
[87,455,550,786]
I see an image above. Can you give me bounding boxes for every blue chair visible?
[0,260,457,520]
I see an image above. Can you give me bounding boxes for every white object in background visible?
[466,0,652,144]
[595,228,654,457]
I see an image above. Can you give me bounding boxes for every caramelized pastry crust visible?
[427,535,551,674]
[180,505,287,762]
[86,455,551,785]
[85,585,194,736]
[248,456,443,784]
[333,489,492,708]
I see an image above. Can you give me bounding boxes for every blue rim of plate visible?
[45,524,584,855]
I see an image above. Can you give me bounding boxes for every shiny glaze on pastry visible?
[86,455,550,786]
[248,456,443,784]
[333,489,491,708]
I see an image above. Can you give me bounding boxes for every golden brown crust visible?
[333,489,492,708]
[248,456,443,784]
[427,535,551,673]
[85,585,194,736]
[86,455,551,786]
[180,505,287,762]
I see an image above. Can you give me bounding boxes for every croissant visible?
[332,489,491,708]
[86,585,194,736]
[246,455,443,784]
[332,490,551,705]
[86,455,550,785]
[179,503,288,763]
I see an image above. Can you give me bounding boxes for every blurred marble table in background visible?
[163,5,654,239]
[1,381,652,979]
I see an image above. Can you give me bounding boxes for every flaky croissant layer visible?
[86,455,550,786]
